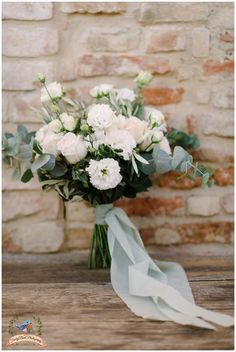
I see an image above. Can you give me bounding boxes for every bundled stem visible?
[88,224,111,269]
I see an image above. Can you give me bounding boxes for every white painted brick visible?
[212,85,234,109]
[222,194,234,214]
[188,196,220,216]
[137,3,209,24]
[201,111,234,137]
[61,2,126,14]
[22,221,64,253]
[86,28,141,52]
[192,28,210,58]
[2,2,53,20]
[3,190,60,222]
[3,61,55,90]
[3,26,58,57]
[196,88,210,104]
[147,27,186,53]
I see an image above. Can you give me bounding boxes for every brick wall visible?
[2,2,234,253]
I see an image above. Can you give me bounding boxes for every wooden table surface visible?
[2,244,234,350]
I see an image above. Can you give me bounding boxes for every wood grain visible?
[2,244,234,350]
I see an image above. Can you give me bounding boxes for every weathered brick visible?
[136,3,209,24]
[61,2,126,14]
[209,6,234,29]
[157,171,202,189]
[66,226,92,249]
[187,196,220,216]
[214,167,234,186]
[219,31,234,43]
[3,61,55,90]
[201,111,233,137]
[177,65,192,81]
[147,27,186,53]
[192,28,210,58]
[198,139,234,163]
[2,92,9,122]
[22,221,64,253]
[2,2,53,20]
[78,54,171,77]
[3,191,60,222]
[115,196,185,216]
[86,28,140,52]
[196,88,210,104]
[212,85,234,109]
[7,92,42,123]
[154,228,181,245]
[222,194,234,214]
[142,221,233,245]
[3,223,22,253]
[3,26,58,57]
[58,59,78,82]
[66,201,94,223]
[202,59,234,76]
[2,164,41,191]
[142,87,184,105]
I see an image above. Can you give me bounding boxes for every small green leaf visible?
[21,169,34,183]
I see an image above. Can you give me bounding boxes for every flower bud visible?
[51,104,60,114]
[37,73,46,84]
[80,124,90,133]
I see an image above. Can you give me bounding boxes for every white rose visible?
[57,132,87,164]
[87,104,116,130]
[60,113,76,131]
[35,125,49,144]
[37,129,63,156]
[144,107,165,127]
[40,82,63,103]
[140,129,164,152]
[47,119,63,133]
[116,88,135,102]
[122,116,149,144]
[90,84,113,98]
[159,136,171,155]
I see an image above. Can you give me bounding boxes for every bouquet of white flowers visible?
[3,72,233,329]
[3,71,212,269]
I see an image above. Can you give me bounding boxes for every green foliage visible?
[167,128,200,150]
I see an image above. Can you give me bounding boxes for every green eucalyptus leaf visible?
[31,154,51,172]
[17,124,28,141]
[18,144,33,161]
[49,162,68,177]
[153,147,172,174]
[41,154,56,171]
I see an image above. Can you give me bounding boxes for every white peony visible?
[116,88,135,102]
[90,84,113,98]
[87,104,116,130]
[57,132,87,164]
[36,126,63,155]
[47,119,63,133]
[60,113,76,131]
[101,130,136,160]
[144,107,165,127]
[40,82,63,103]
[86,158,122,190]
[140,129,164,151]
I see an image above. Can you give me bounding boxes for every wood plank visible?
[2,244,234,350]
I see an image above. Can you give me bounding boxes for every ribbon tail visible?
[105,207,234,329]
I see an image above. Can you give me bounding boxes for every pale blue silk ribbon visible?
[94,204,234,329]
